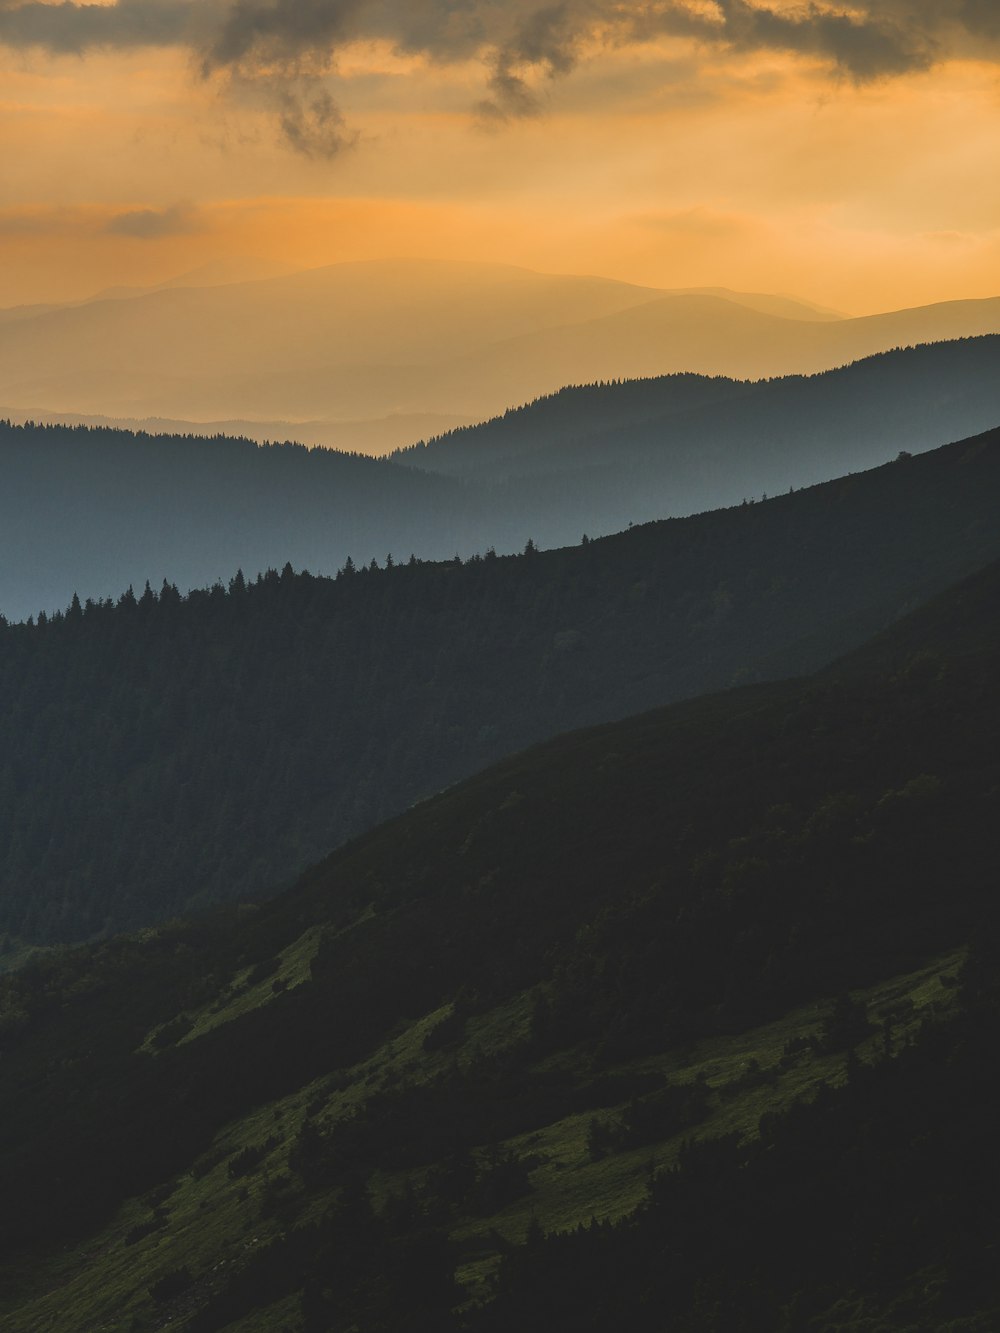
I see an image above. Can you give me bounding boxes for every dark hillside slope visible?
[1,428,999,944]
[0,558,998,1331]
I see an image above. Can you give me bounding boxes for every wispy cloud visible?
[636,206,761,239]
[0,205,89,237]
[105,203,204,239]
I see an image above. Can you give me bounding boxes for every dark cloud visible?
[201,0,362,75]
[477,4,589,121]
[0,0,995,75]
[504,2,581,77]
[0,0,204,54]
[621,1,936,82]
[0,0,996,151]
[704,1,934,81]
[961,0,1000,39]
[105,203,202,239]
[195,0,365,154]
[276,82,358,157]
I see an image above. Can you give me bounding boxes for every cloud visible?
[0,0,205,54]
[201,0,360,74]
[0,206,89,237]
[919,229,979,247]
[476,4,589,122]
[193,0,370,155]
[104,203,204,239]
[636,206,761,239]
[0,0,998,151]
[0,202,204,241]
[275,81,358,157]
[698,1,934,81]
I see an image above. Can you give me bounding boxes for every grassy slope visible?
[6,950,963,1333]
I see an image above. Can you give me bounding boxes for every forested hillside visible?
[1,427,999,945]
[3,337,1000,623]
[0,427,466,625]
[0,556,997,1331]
[396,336,1000,486]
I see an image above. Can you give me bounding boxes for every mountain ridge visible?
[395,336,1000,480]
[2,257,997,428]
[4,337,1000,624]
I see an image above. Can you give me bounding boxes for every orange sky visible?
[1,3,999,314]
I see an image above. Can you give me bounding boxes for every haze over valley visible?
[4,260,1000,441]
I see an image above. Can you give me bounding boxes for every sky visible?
[1,0,999,314]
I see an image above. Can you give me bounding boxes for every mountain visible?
[449,292,1000,415]
[0,256,297,328]
[1,554,998,1331]
[0,427,470,624]
[657,284,844,320]
[2,424,999,946]
[145,257,301,291]
[395,336,1000,494]
[0,260,665,423]
[4,337,1000,624]
[0,406,473,455]
[1,258,998,431]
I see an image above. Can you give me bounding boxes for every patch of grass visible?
[449,949,964,1259]
[136,924,327,1055]
[0,935,60,976]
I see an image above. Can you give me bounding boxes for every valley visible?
[3,18,999,1323]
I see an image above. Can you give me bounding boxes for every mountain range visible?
[2,258,1000,438]
[3,336,999,624]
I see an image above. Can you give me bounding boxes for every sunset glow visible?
[2,3,998,312]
